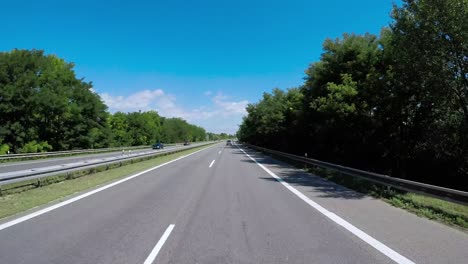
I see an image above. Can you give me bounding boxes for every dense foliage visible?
[238,0,468,190]
[107,112,210,147]
[0,50,226,154]
[0,49,108,153]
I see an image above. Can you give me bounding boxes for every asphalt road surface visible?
[0,143,467,264]
[0,145,183,174]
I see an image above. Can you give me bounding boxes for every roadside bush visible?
[0,144,9,154]
[19,141,53,153]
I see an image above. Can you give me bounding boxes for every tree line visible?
[238,0,468,190]
[0,49,231,154]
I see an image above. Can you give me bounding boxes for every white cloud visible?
[100,89,248,134]
[213,94,248,115]
[101,89,165,112]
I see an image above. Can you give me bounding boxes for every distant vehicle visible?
[152,142,164,149]
[226,140,232,146]
[183,141,190,146]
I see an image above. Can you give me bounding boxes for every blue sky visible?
[2,0,401,134]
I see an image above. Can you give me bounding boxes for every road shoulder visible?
[239,145,468,264]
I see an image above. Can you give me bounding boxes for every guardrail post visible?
[304,153,308,170]
[385,185,393,195]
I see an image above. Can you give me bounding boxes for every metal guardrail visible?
[243,143,468,206]
[0,143,181,161]
[0,142,215,187]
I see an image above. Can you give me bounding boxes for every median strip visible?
[0,145,192,184]
[0,144,215,224]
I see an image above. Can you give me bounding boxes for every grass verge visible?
[0,144,211,220]
[262,151,468,231]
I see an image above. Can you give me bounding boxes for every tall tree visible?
[0,49,109,151]
[388,0,468,184]
[300,33,386,165]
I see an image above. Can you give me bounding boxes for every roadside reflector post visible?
[304,153,308,170]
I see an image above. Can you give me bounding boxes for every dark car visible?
[226,140,232,146]
[183,141,190,146]
[152,142,164,149]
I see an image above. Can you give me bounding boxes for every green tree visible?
[160,117,206,143]
[0,49,109,151]
[386,0,468,183]
[238,0,468,189]
[311,74,358,116]
[19,141,52,153]
[298,32,387,164]
[108,112,132,146]
[0,139,9,155]
[237,88,303,151]
[124,111,162,145]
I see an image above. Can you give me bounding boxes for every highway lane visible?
[0,142,467,263]
[243,148,468,264]
[0,145,183,174]
[156,145,391,264]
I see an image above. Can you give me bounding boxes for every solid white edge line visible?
[209,160,215,168]
[143,224,175,264]
[0,145,215,232]
[238,146,415,264]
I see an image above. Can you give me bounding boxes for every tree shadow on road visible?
[233,146,367,200]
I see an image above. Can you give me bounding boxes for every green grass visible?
[0,145,211,220]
